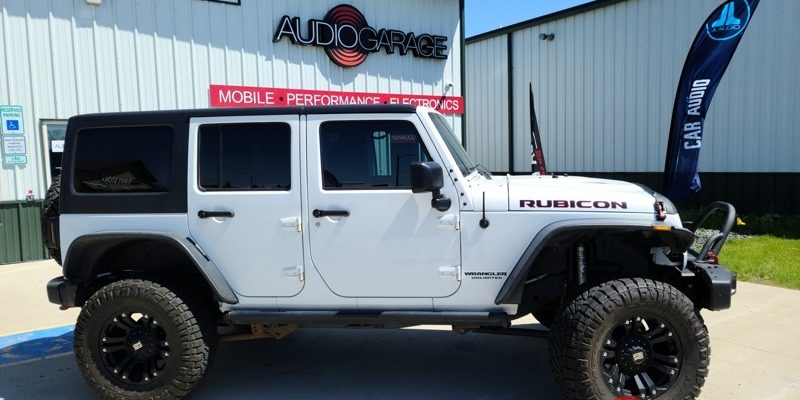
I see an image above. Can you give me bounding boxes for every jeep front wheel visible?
[74,279,215,399]
[549,278,709,399]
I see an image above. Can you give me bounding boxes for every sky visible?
[465,0,594,37]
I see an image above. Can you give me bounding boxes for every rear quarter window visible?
[73,126,173,193]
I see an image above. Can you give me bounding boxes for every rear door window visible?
[198,123,291,191]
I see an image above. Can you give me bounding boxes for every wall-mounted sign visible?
[0,106,24,135]
[3,155,27,165]
[273,4,448,68]
[1,135,27,166]
[210,84,464,115]
[2,136,26,155]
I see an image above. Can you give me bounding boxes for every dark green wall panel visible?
[0,201,47,264]
[0,204,22,263]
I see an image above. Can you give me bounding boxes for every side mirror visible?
[410,161,444,193]
[410,162,451,212]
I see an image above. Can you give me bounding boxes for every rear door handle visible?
[312,209,350,218]
[198,210,235,219]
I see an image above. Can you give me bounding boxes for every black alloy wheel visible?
[97,311,171,386]
[599,314,682,398]
[549,278,709,400]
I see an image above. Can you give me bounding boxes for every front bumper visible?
[682,200,737,310]
[689,261,736,310]
[47,276,82,307]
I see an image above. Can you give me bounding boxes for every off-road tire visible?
[74,279,216,400]
[41,175,61,265]
[549,278,709,400]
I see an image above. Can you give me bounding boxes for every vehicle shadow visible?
[0,325,561,399]
[196,326,561,399]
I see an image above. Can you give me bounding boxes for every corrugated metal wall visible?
[466,0,800,175]
[464,35,508,172]
[0,0,462,202]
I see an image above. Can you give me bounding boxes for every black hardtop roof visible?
[68,104,419,125]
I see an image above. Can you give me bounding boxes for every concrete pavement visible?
[1,260,799,399]
[0,260,79,336]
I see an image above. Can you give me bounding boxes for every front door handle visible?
[312,209,350,218]
[198,210,235,219]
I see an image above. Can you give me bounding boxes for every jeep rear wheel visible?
[549,278,709,399]
[74,279,216,399]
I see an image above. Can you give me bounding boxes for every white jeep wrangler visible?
[43,105,736,399]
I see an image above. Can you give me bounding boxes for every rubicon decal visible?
[519,200,628,209]
[273,4,448,68]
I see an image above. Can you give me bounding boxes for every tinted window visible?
[199,123,291,191]
[320,121,430,190]
[73,126,173,193]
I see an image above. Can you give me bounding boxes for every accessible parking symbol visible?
[0,105,24,135]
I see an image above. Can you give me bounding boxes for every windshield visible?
[428,112,477,176]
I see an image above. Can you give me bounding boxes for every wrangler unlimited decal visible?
[519,200,628,209]
[464,271,508,280]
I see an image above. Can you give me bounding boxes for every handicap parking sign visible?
[0,106,24,135]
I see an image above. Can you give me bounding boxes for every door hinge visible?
[280,216,302,232]
[438,214,460,230]
[439,265,462,281]
[282,265,304,281]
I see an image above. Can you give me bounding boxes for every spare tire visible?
[42,175,62,265]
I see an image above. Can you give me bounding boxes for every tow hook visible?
[705,252,719,265]
[654,201,667,221]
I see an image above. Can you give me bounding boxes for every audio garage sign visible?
[210,84,464,114]
[273,4,448,68]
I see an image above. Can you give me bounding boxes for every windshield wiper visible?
[466,164,492,179]
[476,164,493,179]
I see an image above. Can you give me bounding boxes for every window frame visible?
[428,112,476,176]
[38,119,67,191]
[318,119,432,191]
[196,122,293,193]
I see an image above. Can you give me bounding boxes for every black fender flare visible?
[63,231,238,304]
[494,219,694,305]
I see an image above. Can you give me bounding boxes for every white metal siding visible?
[0,0,462,202]
[467,0,800,174]
[465,35,508,172]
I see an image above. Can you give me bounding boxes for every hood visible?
[506,175,659,214]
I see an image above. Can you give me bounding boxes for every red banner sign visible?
[209,84,464,115]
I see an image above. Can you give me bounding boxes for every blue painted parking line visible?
[0,325,74,366]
